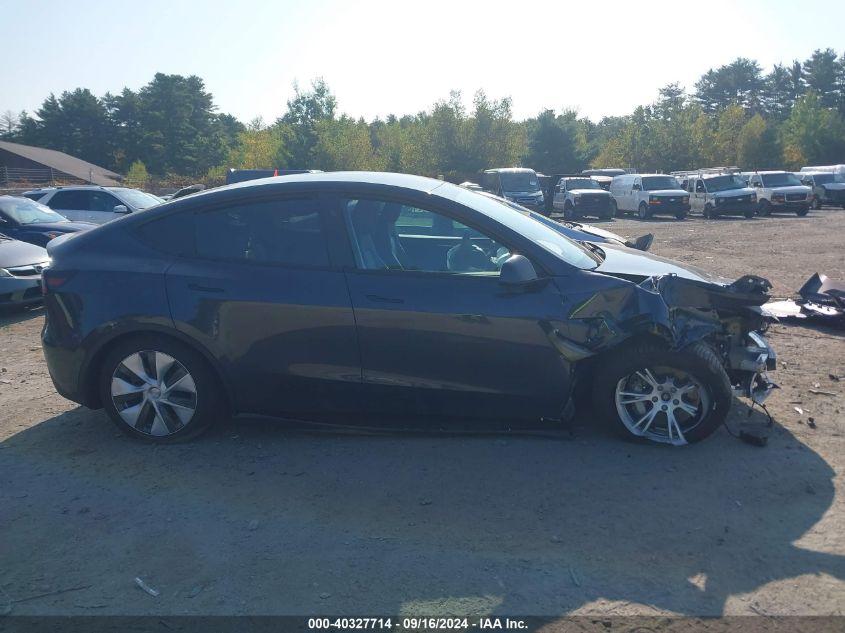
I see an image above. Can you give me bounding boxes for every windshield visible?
[705,175,747,192]
[0,198,67,224]
[566,178,602,190]
[641,176,681,191]
[760,173,802,187]
[812,173,844,184]
[454,187,599,270]
[110,188,163,210]
[499,172,540,193]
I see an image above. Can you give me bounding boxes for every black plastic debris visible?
[761,273,845,326]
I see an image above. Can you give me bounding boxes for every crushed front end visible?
[566,271,778,406]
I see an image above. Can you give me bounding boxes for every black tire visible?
[812,196,822,210]
[703,204,714,219]
[610,199,618,217]
[591,340,733,445]
[675,211,687,220]
[563,202,574,219]
[638,202,650,220]
[757,199,771,216]
[743,207,755,219]
[99,335,223,443]
[796,206,810,217]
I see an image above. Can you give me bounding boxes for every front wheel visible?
[610,199,618,217]
[744,207,755,219]
[796,206,810,217]
[99,335,223,442]
[675,211,687,220]
[757,199,771,216]
[703,204,714,219]
[563,202,574,219]
[812,196,822,210]
[592,341,732,445]
[638,202,650,220]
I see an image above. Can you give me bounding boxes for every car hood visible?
[713,187,755,198]
[822,183,845,191]
[18,221,96,233]
[0,236,49,267]
[645,189,688,197]
[571,189,610,196]
[770,185,811,194]
[562,221,624,244]
[595,242,731,285]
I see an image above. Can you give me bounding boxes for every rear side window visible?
[47,190,91,210]
[195,198,330,268]
[136,212,194,255]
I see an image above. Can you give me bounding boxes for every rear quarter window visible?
[135,211,195,256]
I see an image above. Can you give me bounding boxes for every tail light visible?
[42,270,74,295]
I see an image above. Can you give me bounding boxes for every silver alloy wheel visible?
[111,350,198,437]
[614,366,710,446]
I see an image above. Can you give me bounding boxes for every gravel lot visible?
[1,208,844,617]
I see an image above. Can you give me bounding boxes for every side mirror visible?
[632,184,641,191]
[113,205,130,214]
[499,254,539,286]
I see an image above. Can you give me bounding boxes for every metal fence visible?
[0,166,88,191]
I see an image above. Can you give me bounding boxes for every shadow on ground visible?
[1,401,843,616]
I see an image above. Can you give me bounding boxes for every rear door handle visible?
[188,283,225,293]
[365,294,404,304]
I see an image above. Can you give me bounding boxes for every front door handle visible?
[365,294,404,304]
[188,283,225,293]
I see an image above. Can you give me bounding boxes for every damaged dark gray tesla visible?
[41,172,776,446]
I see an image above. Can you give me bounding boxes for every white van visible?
[800,164,845,175]
[741,171,811,216]
[675,173,757,219]
[610,174,690,220]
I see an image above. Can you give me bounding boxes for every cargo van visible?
[741,171,811,216]
[674,172,757,219]
[610,174,690,220]
[480,168,545,213]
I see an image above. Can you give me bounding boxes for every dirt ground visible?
[1,208,844,618]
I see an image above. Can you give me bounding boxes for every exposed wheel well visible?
[82,330,232,414]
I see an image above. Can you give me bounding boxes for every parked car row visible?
[474,164,844,221]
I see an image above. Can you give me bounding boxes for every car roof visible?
[191,171,450,200]
[483,168,535,174]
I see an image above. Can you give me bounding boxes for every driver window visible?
[695,180,705,193]
[344,198,510,275]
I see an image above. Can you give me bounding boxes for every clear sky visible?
[2,0,844,123]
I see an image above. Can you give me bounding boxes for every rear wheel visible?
[99,336,223,442]
[638,202,650,220]
[592,341,732,446]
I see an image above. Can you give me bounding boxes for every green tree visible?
[802,48,843,110]
[227,118,286,169]
[737,114,780,169]
[524,109,583,174]
[694,58,765,113]
[124,160,149,188]
[277,78,336,168]
[781,91,845,168]
[312,116,382,171]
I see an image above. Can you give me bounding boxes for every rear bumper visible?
[41,312,89,406]
[0,277,42,307]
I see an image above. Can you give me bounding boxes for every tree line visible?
[2,48,845,185]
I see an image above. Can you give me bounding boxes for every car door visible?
[692,179,706,211]
[163,193,361,419]
[339,194,572,424]
[44,190,92,222]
